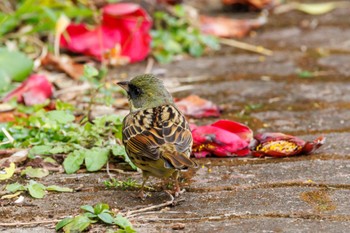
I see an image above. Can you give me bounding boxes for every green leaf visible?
[46,185,73,192]
[55,217,74,231]
[55,99,75,111]
[111,145,136,170]
[0,162,15,180]
[47,110,75,124]
[83,65,99,78]
[114,214,133,230]
[94,203,110,214]
[26,180,46,198]
[6,182,26,193]
[98,212,115,224]
[29,145,54,156]
[0,48,33,82]
[63,215,91,233]
[0,70,11,93]
[116,226,137,233]
[63,150,85,174]
[21,166,49,178]
[81,205,95,214]
[189,43,204,57]
[84,148,109,172]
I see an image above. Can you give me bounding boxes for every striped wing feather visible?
[122,105,194,168]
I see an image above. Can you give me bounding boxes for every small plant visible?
[56,203,136,233]
[5,180,73,199]
[151,5,219,63]
[104,178,139,190]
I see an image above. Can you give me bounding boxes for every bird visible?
[117,74,197,198]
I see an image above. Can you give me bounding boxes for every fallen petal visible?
[200,14,267,38]
[3,74,53,106]
[176,95,221,118]
[211,119,253,143]
[60,3,152,63]
[251,132,326,157]
[192,120,252,157]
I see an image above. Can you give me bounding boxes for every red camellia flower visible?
[3,74,53,106]
[191,120,253,158]
[60,3,152,64]
[251,132,326,157]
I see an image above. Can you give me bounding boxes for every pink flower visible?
[3,74,53,106]
[60,3,152,63]
[251,132,326,157]
[191,120,253,158]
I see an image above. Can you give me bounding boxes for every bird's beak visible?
[117,81,129,92]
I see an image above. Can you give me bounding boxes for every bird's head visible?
[117,74,174,112]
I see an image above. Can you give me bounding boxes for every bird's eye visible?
[129,84,143,98]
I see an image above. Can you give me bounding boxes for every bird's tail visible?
[159,143,197,169]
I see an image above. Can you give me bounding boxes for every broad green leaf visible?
[84,148,109,172]
[55,99,74,111]
[83,65,99,78]
[46,185,73,192]
[0,162,15,180]
[43,157,58,164]
[116,226,137,233]
[98,212,115,224]
[63,150,85,174]
[111,145,136,170]
[94,203,110,214]
[6,182,26,193]
[49,144,74,154]
[47,110,75,124]
[55,217,74,231]
[63,215,91,233]
[0,70,11,93]
[114,214,133,229]
[0,48,33,82]
[189,43,204,57]
[29,145,54,156]
[21,166,49,178]
[26,180,46,198]
[81,205,95,214]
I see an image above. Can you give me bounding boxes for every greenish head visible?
[117,74,174,111]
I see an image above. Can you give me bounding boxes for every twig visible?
[0,148,22,156]
[0,219,61,227]
[101,168,135,175]
[219,38,273,56]
[125,191,175,217]
[144,57,154,74]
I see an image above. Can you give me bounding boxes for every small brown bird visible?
[117,74,196,198]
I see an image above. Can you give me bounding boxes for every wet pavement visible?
[2,1,350,233]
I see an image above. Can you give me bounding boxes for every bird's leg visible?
[172,170,185,197]
[139,172,150,200]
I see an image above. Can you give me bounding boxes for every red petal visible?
[176,95,221,118]
[211,120,253,143]
[60,3,152,63]
[192,121,251,157]
[251,132,326,157]
[3,74,53,105]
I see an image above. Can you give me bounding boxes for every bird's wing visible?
[122,105,193,163]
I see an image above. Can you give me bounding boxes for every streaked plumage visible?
[117,74,196,198]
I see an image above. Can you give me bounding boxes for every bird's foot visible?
[137,191,150,200]
[174,188,186,198]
